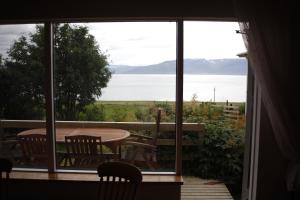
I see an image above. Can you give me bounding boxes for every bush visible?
[183,101,224,123]
[154,101,175,122]
[239,103,246,115]
[192,122,245,184]
[78,103,105,121]
[109,107,129,122]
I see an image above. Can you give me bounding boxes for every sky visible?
[0,22,246,66]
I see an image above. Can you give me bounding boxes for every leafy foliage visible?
[183,102,224,123]
[78,101,245,186]
[0,27,46,119]
[0,24,111,120]
[0,54,3,67]
[78,103,105,121]
[154,101,175,122]
[192,122,245,184]
[54,24,111,120]
[239,103,246,115]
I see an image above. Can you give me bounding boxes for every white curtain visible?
[235,0,299,192]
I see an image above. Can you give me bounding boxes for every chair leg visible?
[139,149,159,170]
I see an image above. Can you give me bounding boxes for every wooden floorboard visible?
[181,176,233,200]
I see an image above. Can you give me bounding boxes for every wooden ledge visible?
[8,171,183,184]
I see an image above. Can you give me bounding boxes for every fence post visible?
[156,108,161,132]
[0,119,4,140]
[154,108,162,145]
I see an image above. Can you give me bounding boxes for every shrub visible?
[239,103,246,115]
[78,103,105,121]
[183,101,224,123]
[154,101,175,122]
[110,107,128,122]
[192,122,245,184]
[134,108,149,121]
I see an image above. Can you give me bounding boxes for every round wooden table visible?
[18,128,130,159]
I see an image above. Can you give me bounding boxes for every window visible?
[53,22,176,172]
[0,21,246,181]
[182,21,247,196]
[0,24,46,169]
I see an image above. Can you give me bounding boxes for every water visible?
[98,74,247,102]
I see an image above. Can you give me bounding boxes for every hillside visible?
[109,58,247,75]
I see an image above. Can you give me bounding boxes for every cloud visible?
[0,24,36,57]
[126,36,146,41]
[0,22,246,65]
[86,22,176,65]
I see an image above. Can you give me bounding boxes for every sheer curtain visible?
[235,0,298,192]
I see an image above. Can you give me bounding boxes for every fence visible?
[212,104,241,120]
[223,105,240,120]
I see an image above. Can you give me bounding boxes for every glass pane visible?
[0,24,46,169]
[54,22,176,172]
[183,21,247,198]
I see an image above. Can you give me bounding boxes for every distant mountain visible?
[109,58,247,75]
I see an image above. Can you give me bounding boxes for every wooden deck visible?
[182,176,233,200]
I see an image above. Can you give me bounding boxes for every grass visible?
[78,100,245,124]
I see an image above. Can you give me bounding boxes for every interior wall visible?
[8,180,180,200]
[0,1,235,22]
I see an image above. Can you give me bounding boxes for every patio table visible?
[17,128,130,160]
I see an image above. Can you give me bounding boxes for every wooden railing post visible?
[0,119,4,140]
[153,108,162,145]
[156,108,162,133]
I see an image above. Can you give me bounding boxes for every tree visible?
[0,24,111,120]
[53,24,111,120]
[0,28,46,120]
[0,54,3,67]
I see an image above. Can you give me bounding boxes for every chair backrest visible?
[97,161,142,200]
[65,135,103,167]
[0,158,13,200]
[18,134,47,163]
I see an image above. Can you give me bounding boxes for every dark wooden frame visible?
[175,20,183,175]
[44,22,56,172]
[0,158,13,200]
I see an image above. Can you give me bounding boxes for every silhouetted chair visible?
[122,109,161,169]
[18,134,47,166]
[65,135,103,168]
[0,158,13,200]
[97,161,142,200]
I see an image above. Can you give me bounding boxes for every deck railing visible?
[0,120,204,146]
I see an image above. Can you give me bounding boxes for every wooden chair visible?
[122,109,161,169]
[97,161,142,200]
[18,134,47,166]
[0,158,13,200]
[65,135,103,168]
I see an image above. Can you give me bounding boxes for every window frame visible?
[1,19,248,177]
[42,20,184,174]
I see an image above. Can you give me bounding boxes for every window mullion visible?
[45,21,56,172]
[175,20,183,175]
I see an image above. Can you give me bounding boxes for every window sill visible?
[8,171,183,184]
